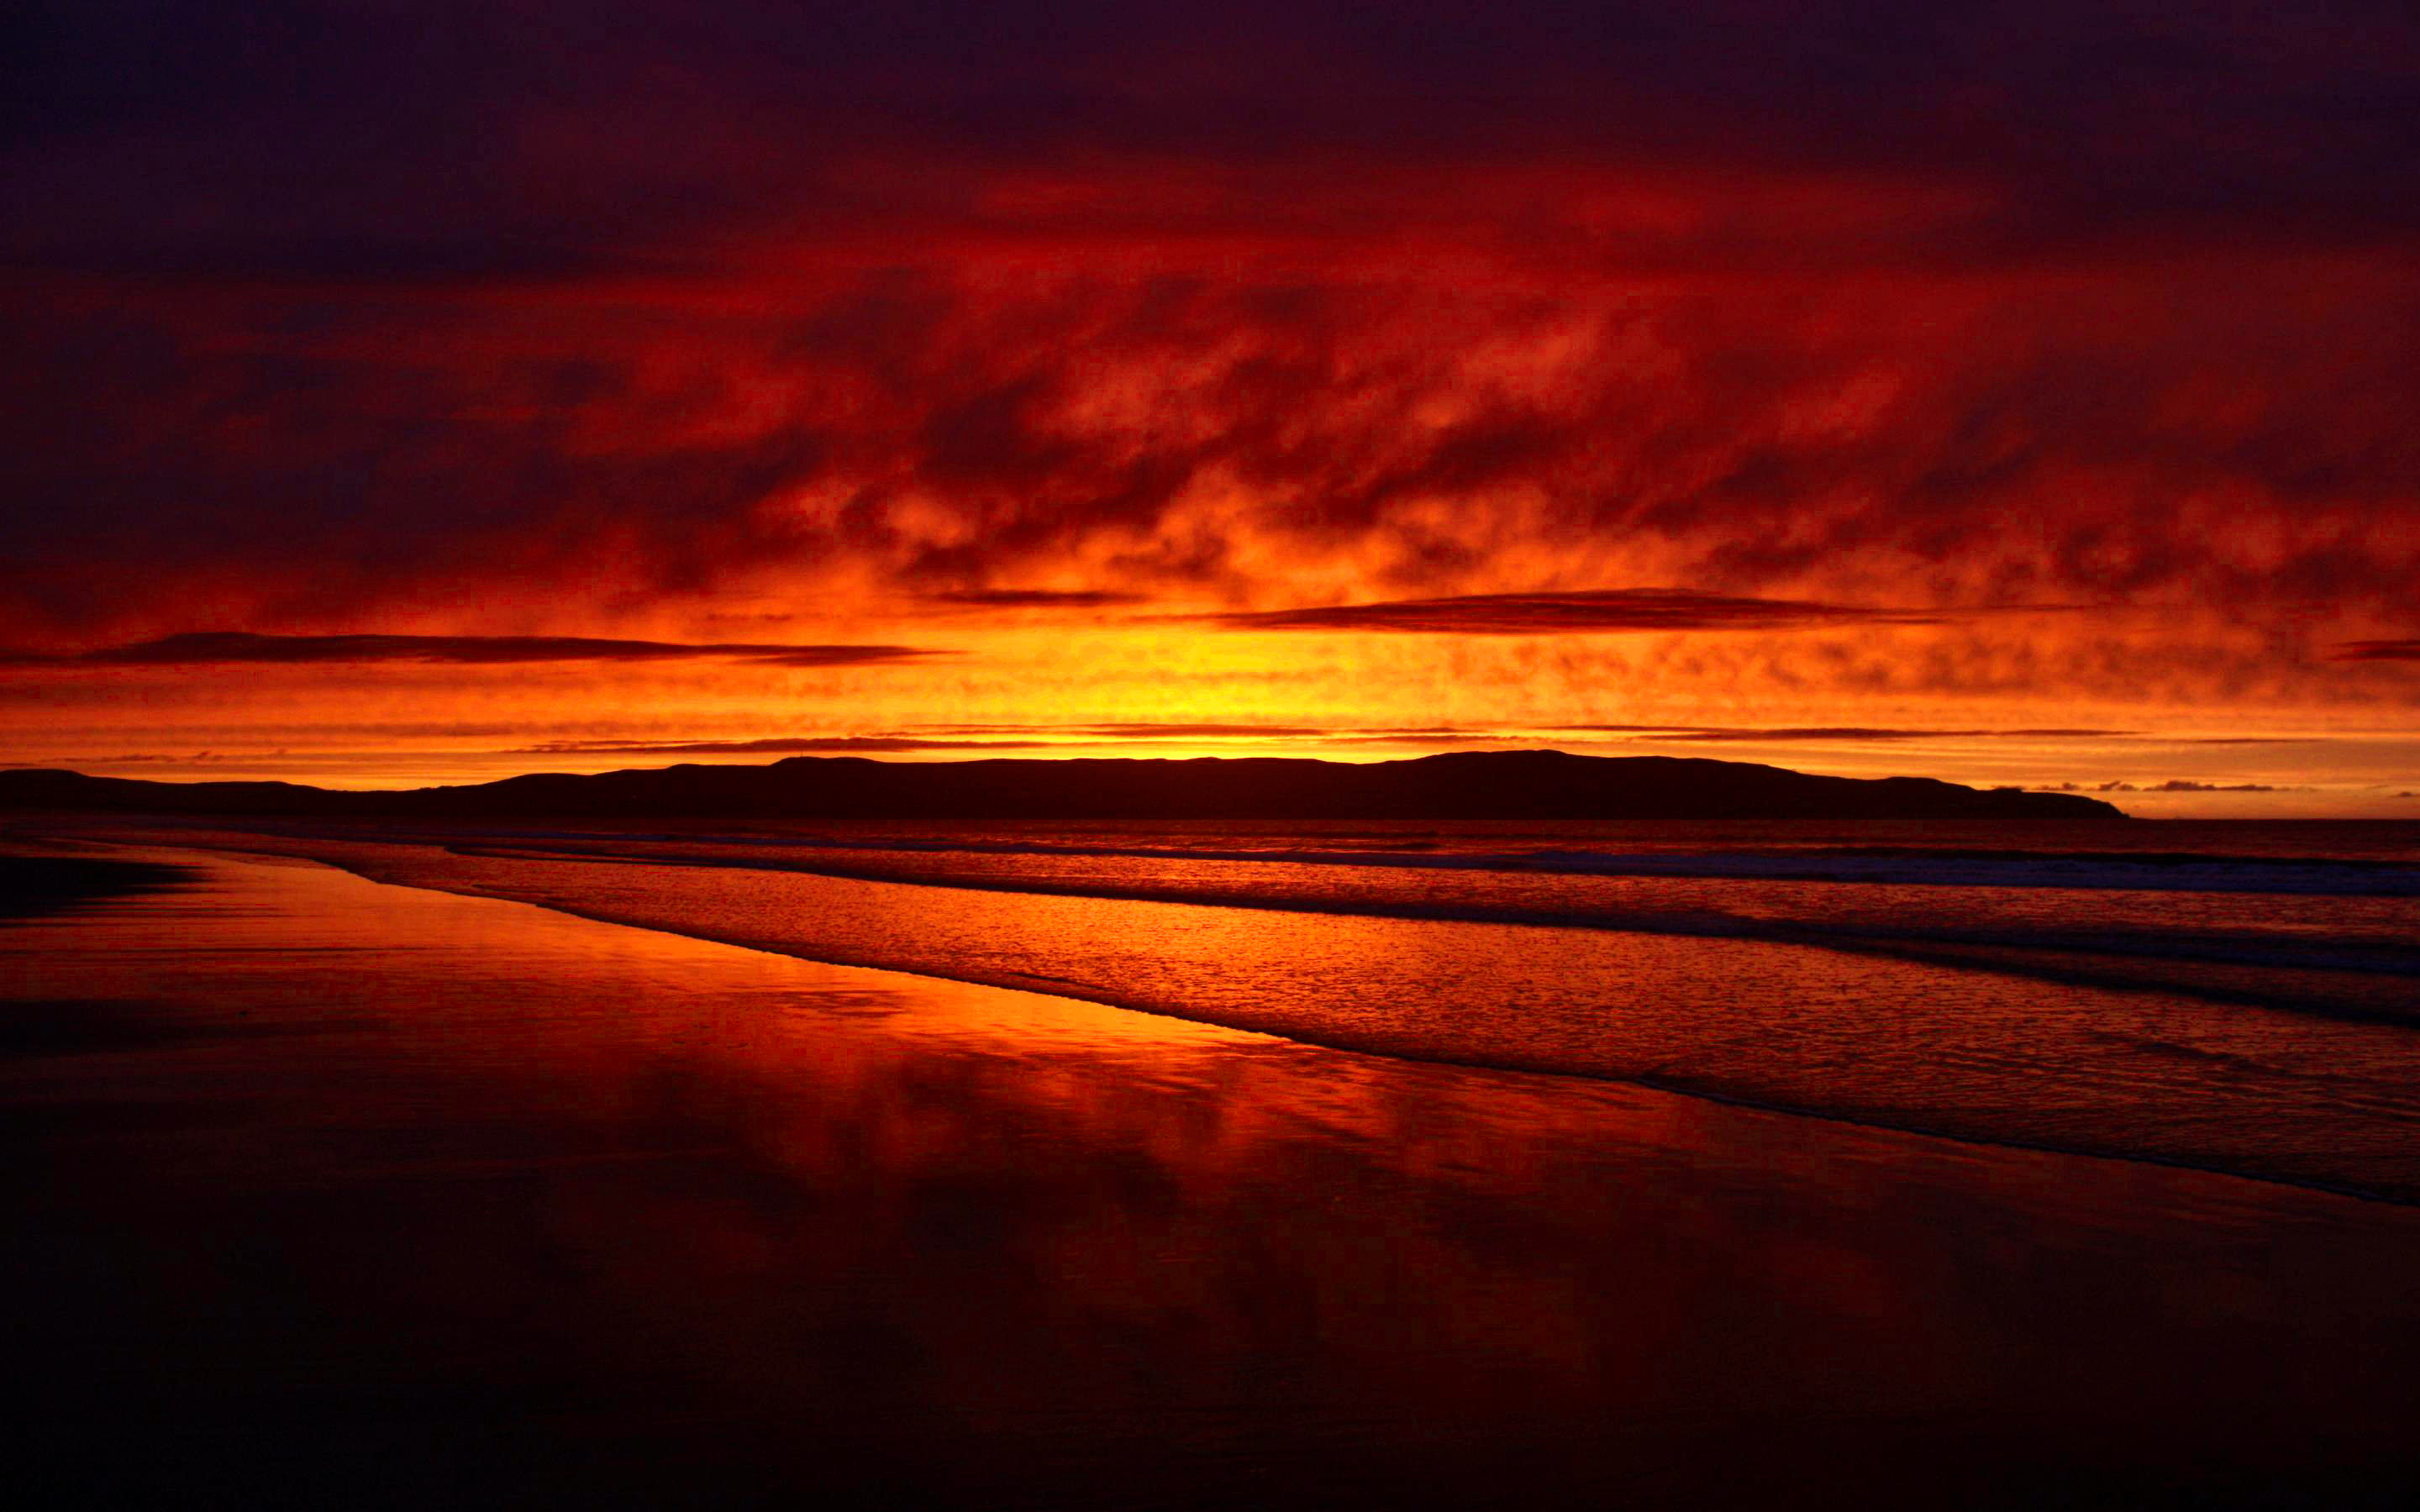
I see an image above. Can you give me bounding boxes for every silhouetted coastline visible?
[0,749,2123,822]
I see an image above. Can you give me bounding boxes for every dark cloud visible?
[0,633,943,669]
[6,247,2419,689]
[1072,722,1328,738]
[513,725,1341,752]
[9,4,2420,279]
[922,590,1150,608]
[6,3,2420,718]
[1667,727,2123,742]
[513,737,1047,755]
[1311,732,1518,745]
[1207,590,1940,635]
[2062,778,2296,793]
[2333,640,2420,661]
[1570,725,2129,742]
[903,721,1381,738]
[895,722,1336,737]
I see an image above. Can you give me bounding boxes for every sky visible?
[5,3,2419,812]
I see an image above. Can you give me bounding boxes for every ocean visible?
[137,816,2420,1200]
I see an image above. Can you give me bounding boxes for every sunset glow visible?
[6,4,2418,811]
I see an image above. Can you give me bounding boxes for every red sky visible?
[5,3,2419,812]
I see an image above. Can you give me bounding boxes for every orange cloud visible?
[6,632,944,668]
[1205,590,1947,634]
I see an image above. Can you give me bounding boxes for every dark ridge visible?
[0,750,2125,822]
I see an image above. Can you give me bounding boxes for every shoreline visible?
[33,822,2420,1208]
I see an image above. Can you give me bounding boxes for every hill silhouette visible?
[0,750,2123,822]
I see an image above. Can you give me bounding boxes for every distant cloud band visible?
[1612,725,2129,743]
[923,590,1147,608]
[1207,589,1944,635]
[517,736,1044,755]
[4,632,946,669]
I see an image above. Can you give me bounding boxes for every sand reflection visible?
[5,843,2419,1507]
[160,827,2420,1199]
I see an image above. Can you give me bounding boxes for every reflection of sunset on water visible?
[8,843,2418,1504]
[143,827,2420,1200]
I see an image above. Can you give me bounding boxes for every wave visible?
[209,836,2420,1205]
[436,839,2420,1026]
[362,826,2420,896]
[81,826,2420,1204]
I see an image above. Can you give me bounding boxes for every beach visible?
[8,837,2420,1508]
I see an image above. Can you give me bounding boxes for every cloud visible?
[513,722,1344,752]
[4,633,944,669]
[8,234,2418,722]
[1612,725,2128,743]
[10,228,2400,658]
[518,722,1502,755]
[1070,722,1328,738]
[921,590,1149,608]
[1206,590,1942,635]
[2063,778,2300,793]
[1311,732,1520,745]
[513,737,1048,755]
[897,721,1347,738]
[6,3,2420,738]
[12,4,2420,284]
[2333,641,2420,662]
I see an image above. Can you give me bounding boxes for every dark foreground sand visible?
[6,839,2420,1509]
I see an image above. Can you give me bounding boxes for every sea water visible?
[152,816,2420,1200]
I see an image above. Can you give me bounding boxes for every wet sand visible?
[6,840,2420,1508]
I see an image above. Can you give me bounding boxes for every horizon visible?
[0,744,2130,828]
[3,724,2410,818]
[27,743,2420,822]
[0,744,2255,825]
